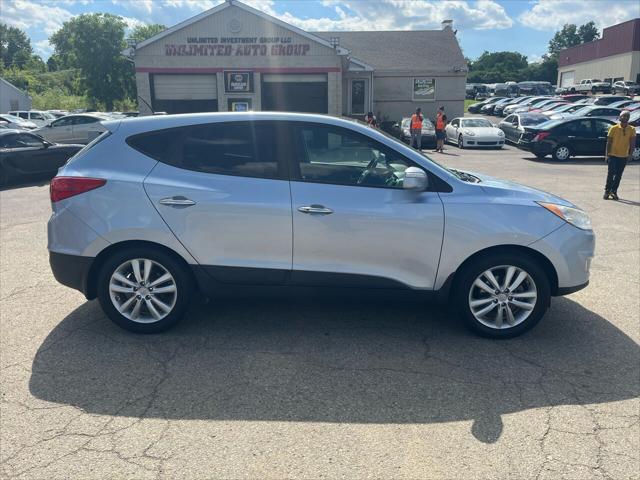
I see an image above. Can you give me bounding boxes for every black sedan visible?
[0,130,83,186]
[467,97,505,113]
[517,117,640,161]
[498,113,550,144]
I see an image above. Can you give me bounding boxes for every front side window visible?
[296,124,413,189]
[31,113,44,120]
[52,117,74,127]
[593,120,612,136]
[10,133,45,148]
[73,116,98,125]
[18,112,28,119]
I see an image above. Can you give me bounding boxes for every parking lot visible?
[1,144,638,479]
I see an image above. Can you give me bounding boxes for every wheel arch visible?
[85,240,197,299]
[447,244,559,300]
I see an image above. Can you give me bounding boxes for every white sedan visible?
[34,113,109,145]
[445,117,505,149]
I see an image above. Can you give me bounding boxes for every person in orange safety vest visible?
[434,106,447,153]
[409,108,424,150]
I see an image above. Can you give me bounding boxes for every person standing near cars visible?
[365,111,378,128]
[435,106,447,153]
[409,108,423,150]
[604,110,636,200]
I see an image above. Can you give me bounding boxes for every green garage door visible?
[261,74,328,113]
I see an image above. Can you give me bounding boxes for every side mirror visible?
[392,123,400,129]
[403,167,428,191]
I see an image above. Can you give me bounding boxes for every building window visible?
[413,78,435,101]
[351,79,366,114]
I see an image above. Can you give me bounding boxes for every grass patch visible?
[464,99,476,113]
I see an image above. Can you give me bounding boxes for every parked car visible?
[493,97,532,117]
[35,113,109,144]
[518,117,640,161]
[591,95,632,106]
[467,97,505,114]
[445,117,505,148]
[559,94,590,103]
[542,103,587,117]
[481,98,513,116]
[512,98,562,114]
[612,80,639,96]
[549,106,622,121]
[622,102,640,112]
[607,100,636,109]
[530,101,568,113]
[48,112,595,338]
[572,79,611,94]
[499,113,550,144]
[502,97,550,117]
[0,129,83,186]
[8,110,56,127]
[0,114,37,130]
[393,117,436,148]
[46,110,69,119]
[629,109,640,127]
[466,83,487,100]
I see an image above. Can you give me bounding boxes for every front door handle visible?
[159,196,196,207]
[298,204,333,215]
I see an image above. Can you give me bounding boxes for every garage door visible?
[560,71,575,88]
[261,74,327,113]
[152,74,218,114]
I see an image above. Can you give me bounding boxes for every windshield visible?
[572,106,594,116]
[462,119,492,128]
[1,114,29,123]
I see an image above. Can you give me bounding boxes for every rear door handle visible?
[298,204,333,215]
[159,196,196,207]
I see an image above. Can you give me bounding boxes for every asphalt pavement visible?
[1,143,638,479]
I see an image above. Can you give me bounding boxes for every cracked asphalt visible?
[1,144,639,479]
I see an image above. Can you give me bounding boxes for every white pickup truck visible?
[571,79,612,94]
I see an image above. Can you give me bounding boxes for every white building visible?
[126,0,466,123]
[0,78,32,113]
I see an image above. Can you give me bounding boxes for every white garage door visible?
[153,74,217,100]
[560,71,575,88]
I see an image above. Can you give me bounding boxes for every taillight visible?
[50,176,106,202]
[533,131,551,142]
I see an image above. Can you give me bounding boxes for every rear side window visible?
[127,121,292,180]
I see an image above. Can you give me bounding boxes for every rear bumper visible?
[49,251,94,298]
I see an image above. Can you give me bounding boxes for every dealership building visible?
[126,0,466,121]
[557,18,640,88]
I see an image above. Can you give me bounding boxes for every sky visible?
[3,0,639,63]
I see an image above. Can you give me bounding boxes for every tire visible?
[632,146,640,162]
[454,252,551,338]
[535,153,547,160]
[0,167,7,187]
[552,144,571,161]
[570,88,576,93]
[97,247,192,333]
[591,87,596,94]
[458,135,464,149]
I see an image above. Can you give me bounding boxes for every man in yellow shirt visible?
[604,110,636,200]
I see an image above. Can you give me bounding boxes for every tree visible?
[467,51,529,83]
[578,21,600,43]
[50,14,134,110]
[0,24,34,69]
[129,24,166,44]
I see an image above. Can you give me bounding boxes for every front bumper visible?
[529,223,595,296]
[462,135,505,147]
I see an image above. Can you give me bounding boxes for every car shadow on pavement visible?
[29,296,639,444]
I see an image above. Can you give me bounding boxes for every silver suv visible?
[48,113,595,338]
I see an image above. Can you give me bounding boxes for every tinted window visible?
[593,120,613,136]
[18,112,28,119]
[73,116,98,125]
[556,120,592,135]
[296,124,413,189]
[0,133,44,148]
[129,121,290,180]
[52,117,74,127]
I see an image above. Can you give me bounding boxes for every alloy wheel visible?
[109,258,178,323]
[468,265,537,330]
[554,146,570,161]
[632,146,640,162]
[458,135,464,149]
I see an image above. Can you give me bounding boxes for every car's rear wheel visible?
[97,247,192,333]
[631,146,640,162]
[552,145,571,161]
[458,135,464,149]
[535,153,547,160]
[455,253,551,338]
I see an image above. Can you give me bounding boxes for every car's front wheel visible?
[458,135,464,149]
[97,247,192,333]
[631,146,640,162]
[455,253,551,338]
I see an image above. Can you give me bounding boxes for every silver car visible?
[48,113,595,338]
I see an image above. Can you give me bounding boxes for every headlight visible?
[538,202,592,230]
[497,130,505,136]
[463,129,476,136]
[403,129,410,136]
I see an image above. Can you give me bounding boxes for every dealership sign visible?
[224,71,253,93]
[413,78,436,101]
[165,36,311,56]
